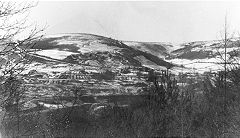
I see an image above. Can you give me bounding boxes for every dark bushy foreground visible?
[1,70,240,137]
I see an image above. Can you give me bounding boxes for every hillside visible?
[21,33,240,75]
[166,38,240,73]
[26,33,175,75]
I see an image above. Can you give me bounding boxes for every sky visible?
[28,1,240,43]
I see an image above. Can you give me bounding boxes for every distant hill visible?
[167,38,240,73]
[21,33,240,75]
[25,33,176,76]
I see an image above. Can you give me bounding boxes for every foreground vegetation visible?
[1,68,240,138]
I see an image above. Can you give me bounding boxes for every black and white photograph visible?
[1,0,240,137]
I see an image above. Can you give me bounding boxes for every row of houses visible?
[25,66,179,86]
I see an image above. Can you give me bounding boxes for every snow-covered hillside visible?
[21,33,240,75]
[123,41,173,59]
[25,33,174,76]
[168,39,240,73]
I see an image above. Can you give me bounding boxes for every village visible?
[21,64,182,96]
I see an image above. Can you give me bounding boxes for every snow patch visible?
[167,58,229,73]
[36,49,79,60]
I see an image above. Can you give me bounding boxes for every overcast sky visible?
[29,1,240,43]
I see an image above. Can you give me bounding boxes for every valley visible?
[2,33,240,137]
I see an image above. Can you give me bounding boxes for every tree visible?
[190,16,240,136]
[0,2,44,137]
[0,2,44,76]
[129,70,180,137]
[0,1,43,108]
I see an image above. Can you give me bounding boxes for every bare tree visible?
[198,15,240,137]
[0,2,44,137]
